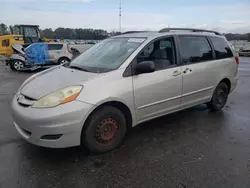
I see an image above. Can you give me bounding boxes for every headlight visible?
[32,86,83,108]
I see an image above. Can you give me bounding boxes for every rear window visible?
[2,39,10,47]
[179,36,213,64]
[48,44,63,50]
[210,37,233,59]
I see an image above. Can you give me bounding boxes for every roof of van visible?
[113,29,224,39]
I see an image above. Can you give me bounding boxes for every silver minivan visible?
[11,28,238,153]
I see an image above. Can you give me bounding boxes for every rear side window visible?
[179,36,213,64]
[210,37,233,59]
[2,39,10,47]
[48,44,63,50]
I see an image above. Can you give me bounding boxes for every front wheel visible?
[10,60,25,71]
[82,106,127,153]
[207,82,229,111]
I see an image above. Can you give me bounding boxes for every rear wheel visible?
[10,60,25,71]
[82,106,127,153]
[58,57,70,64]
[207,82,229,111]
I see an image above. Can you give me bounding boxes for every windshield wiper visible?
[69,65,91,72]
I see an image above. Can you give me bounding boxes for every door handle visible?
[172,70,181,76]
[183,68,192,73]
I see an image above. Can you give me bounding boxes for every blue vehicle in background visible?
[25,43,50,65]
[6,42,76,71]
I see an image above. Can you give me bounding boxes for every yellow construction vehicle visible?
[0,25,42,56]
[0,34,24,56]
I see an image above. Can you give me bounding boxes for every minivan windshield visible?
[69,37,145,73]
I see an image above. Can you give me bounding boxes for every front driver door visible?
[133,36,183,122]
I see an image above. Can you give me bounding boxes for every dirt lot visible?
[0,58,250,188]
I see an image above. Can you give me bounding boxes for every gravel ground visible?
[0,58,250,188]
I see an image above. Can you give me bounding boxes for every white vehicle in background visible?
[65,40,76,45]
[239,47,250,57]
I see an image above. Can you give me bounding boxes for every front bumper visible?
[12,96,94,148]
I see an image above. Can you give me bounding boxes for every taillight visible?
[67,44,71,53]
[235,56,239,64]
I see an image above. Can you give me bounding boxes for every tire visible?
[58,57,70,64]
[82,106,127,153]
[10,60,25,71]
[207,82,229,111]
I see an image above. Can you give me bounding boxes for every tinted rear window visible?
[210,37,233,59]
[48,44,63,50]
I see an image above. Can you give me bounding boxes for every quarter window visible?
[210,36,233,59]
[48,44,63,50]
[179,36,213,64]
[2,39,10,47]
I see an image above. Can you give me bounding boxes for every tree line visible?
[0,23,120,40]
[40,28,121,40]
[224,33,250,41]
[0,23,249,41]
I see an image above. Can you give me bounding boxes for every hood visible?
[12,44,25,56]
[20,66,99,99]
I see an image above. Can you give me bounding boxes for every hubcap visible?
[14,61,24,70]
[95,118,118,145]
[61,59,69,64]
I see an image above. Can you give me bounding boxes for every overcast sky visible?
[0,0,250,33]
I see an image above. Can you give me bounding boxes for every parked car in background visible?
[11,28,238,153]
[7,42,73,71]
[65,40,76,44]
[239,47,250,57]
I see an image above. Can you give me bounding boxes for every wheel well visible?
[220,78,231,91]
[87,101,133,130]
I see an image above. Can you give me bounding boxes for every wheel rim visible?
[215,87,227,107]
[14,61,24,70]
[61,59,69,64]
[95,118,119,145]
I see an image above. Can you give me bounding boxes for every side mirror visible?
[135,61,155,74]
